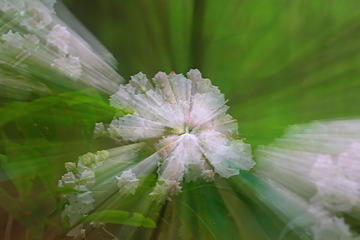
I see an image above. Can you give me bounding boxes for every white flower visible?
[47,24,71,54]
[61,172,77,187]
[108,69,255,191]
[15,0,54,31]
[52,55,82,79]
[78,152,96,168]
[308,205,353,240]
[21,1,54,31]
[1,31,24,49]
[1,31,39,54]
[60,70,255,234]
[60,150,112,229]
[255,120,360,220]
[337,142,360,182]
[310,148,360,212]
[0,0,26,13]
[65,162,77,172]
[96,150,109,163]
[310,154,337,183]
[77,191,95,205]
[79,169,95,186]
[115,169,139,195]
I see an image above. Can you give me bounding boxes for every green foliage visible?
[0,89,119,238]
[83,210,156,228]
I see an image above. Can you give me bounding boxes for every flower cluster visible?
[255,120,360,239]
[59,150,109,225]
[60,69,254,222]
[59,70,255,237]
[0,0,124,94]
[0,0,82,77]
[0,0,55,31]
[107,69,255,198]
[306,142,360,239]
[308,205,353,240]
[310,143,360,212]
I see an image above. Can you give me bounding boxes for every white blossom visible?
[60,150,111,228]
[77,191,95,205]
[96,150,110,163]
[308,205,354,240]
[65,162,77,172]
[0,0,26,13]
[1,31,39,60]
[310,146,360,212]
[108,69,255,197]
[60,70,255,236]
[337,142,360,182]
[79,169,95,186]
[47,24,71,54]
[78,152,96,168]
[52,55,82,79]
[60,172,77,188]
[115,169,139,195]
[255,120,360,216]
[1,31,24,49]
[21,1,54,31]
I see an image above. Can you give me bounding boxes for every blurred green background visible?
[62,0,360,146]
[1,0,360,239]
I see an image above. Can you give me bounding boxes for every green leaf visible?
[82,210,156,228]
[0,90,116,128]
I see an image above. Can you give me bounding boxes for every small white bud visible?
[115,170,139,195]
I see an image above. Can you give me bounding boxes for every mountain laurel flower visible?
[60,172,77,188]
[0,31,40,66]
[79,169,95,186]
[310,143,360,212]
[78,152,97,168]
[115,169,139,195]
[59,70,255,233]
[22,1,54,30]
[59,150,111,225]
[51,55,82,79]
[254,120,360,240]
[308,205,354,240]
[65,162,77,172]
[0,0,25,13]
[47,24,71,55]
[106,69,255,198]
[0,0,55,31]
[46,24,83,79]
